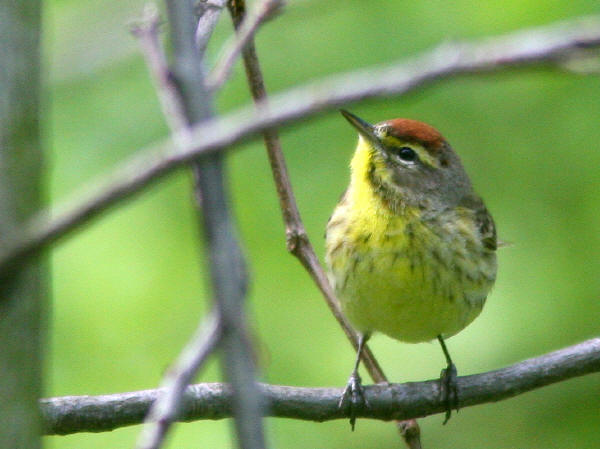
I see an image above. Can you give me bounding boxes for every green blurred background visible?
[44,0,600,448]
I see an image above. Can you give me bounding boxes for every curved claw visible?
[439,362,459,424]
[338,371,370,430]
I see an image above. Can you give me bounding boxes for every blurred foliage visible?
[43,0,599,448]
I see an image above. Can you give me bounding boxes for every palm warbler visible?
[325,110,497,426]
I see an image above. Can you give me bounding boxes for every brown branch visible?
[41,337,600,435]
[225,0,421,447]
[2,15,600,273]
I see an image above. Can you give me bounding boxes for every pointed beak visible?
[340,110,380,146]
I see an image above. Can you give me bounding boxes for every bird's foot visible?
[439,362,459,424]
[338,371,370,430]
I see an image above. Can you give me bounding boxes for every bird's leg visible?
[339,333,370,430]
[437,335,459,424]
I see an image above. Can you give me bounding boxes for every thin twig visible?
[195,0,227,54]
[130,4,189,144]
[206,0,283,90]
[135,312,222,449]
[41,337,600,434]
[2,15,600,273]
[225,0,421,447]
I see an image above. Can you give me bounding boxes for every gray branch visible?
[133,2,265,448]
[2,15,600,272]
[206,0,284,90]
[151,1,267,449]
[195,0,227,55]
[41,338,600,435]
[130,5,190,143]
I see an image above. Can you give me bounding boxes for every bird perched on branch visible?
[325,110,497,428]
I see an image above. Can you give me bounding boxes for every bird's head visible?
[341,109,472,211]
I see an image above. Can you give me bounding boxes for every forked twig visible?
[132,9,224,449]
[165,0,265,446]
[132,3,264,449]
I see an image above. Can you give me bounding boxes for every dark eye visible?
[396,146,417,162]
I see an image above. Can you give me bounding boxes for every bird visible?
[325,110,497,427]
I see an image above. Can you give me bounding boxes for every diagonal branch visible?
[134,312,221,449]
[207,0,283,91]
[41,337,600,435]
[2,15,600,273]
[225,0,421,447]
[130,5,189,142]
[195,0,227,55]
